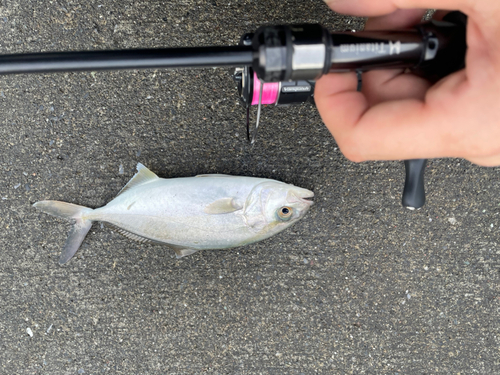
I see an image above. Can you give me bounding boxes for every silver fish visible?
[34,163,314,264]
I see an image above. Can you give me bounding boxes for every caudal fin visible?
[34,201,94,265]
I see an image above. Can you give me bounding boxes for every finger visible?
[314,72,368,161]
[361,71,431,106]
[467,155,500,167]
[315,71,465,161]
[323,0,474,17]
[365,8,426,30]
[361,9,431,106]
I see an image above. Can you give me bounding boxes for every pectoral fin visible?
[204,198,242,214]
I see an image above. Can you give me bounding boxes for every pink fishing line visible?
[251,72,279,105]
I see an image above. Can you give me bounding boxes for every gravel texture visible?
[0,1,499,374]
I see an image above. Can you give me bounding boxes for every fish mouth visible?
[301,196,314,206]
[289,190,314,205]
[302,196,314,204]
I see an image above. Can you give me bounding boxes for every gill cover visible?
[242,182,276,232]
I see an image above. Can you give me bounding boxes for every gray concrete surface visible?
[0,1,498,374]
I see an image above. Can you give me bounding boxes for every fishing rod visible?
[0,12,467,209]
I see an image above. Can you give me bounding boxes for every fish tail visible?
[33,201,94,265]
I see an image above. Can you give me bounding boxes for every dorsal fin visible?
[116,163,159,197]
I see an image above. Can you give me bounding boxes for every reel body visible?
[234,67,315,108]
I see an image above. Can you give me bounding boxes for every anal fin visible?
[116,229,152,243]
[105,223,154,244]
[104,223,199,258]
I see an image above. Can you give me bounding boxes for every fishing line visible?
[248,72,280,144]
[251,77,265,144]
[251,72,279,105]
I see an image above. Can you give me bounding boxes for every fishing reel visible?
[234,65,315,109]
[233,65,315,142]
[229,12,467,209]
[234,30,318,144]
[233,30,316,143]
[0,11,467,209]
[232,31,363,142]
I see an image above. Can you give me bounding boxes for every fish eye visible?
[277,206,293,220]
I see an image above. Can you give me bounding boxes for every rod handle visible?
[402,159,427,209]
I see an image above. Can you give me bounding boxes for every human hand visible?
[316,0,500,166]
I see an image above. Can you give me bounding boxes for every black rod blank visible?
[0,46,254,75]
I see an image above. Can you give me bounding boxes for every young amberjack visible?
[34,163,314,264]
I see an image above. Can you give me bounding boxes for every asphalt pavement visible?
[0,1,499,374]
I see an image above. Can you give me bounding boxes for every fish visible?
[34,163,314,264]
